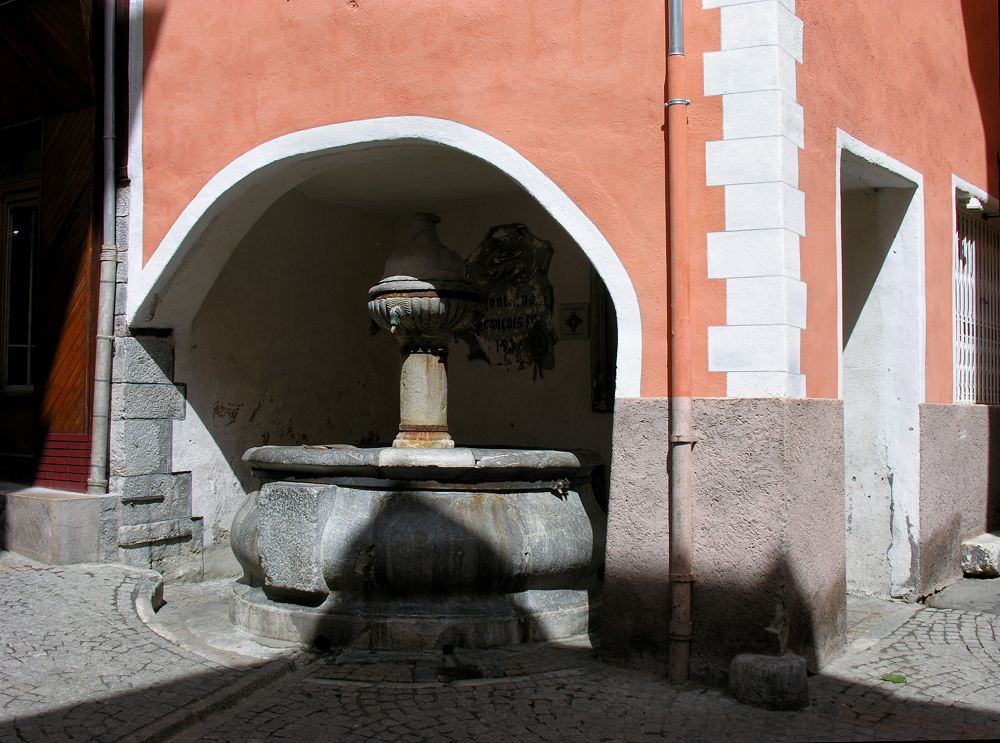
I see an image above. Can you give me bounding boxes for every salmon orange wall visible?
[140,0,671,396]
[686,1,727,398]
[797,1,999,403]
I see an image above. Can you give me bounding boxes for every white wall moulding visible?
[708,325,801,373]
[127,117,643,398]
[722,91,804,146]
[704,0,795,11]
[707,229,800,280]
[706,136,798,187]
[719,1,803,61]
[726,276,806,328]
[835,130,925,404]
[704,46,797,98]
[704,0,806,397]
[726,371,805,398]
[724,183,805,234]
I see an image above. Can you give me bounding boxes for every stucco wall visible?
[919,403,1000,594]
[692,397,845,679]
[797,1,1000,401]
[138,0,669,395]
[603,397,671,664]
[604,397,846,680]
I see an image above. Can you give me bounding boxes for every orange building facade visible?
[2,0,998,681]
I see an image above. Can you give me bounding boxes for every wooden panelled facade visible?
[1,0,101,491]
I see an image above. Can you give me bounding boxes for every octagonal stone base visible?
[231,446,606,650]
[231,584,596,649]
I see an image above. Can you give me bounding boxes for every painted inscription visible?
[464,223,557,377]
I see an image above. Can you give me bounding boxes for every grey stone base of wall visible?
[602,397,847,683]
[0,486,117,564]
[108,335,204,581]
[918,403,1000,595]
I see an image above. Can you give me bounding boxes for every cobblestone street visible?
[1,553,998,742]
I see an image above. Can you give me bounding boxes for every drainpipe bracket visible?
[665,99,692,108]
[669,434,699,444]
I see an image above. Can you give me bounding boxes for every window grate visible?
[954,210,1000,404]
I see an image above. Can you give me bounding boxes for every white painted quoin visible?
[704,0,807,397]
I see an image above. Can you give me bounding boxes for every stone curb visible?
[124,569,314,743]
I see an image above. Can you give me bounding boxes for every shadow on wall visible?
[990,408,1000,532]
[170,188,615,558]
[171,196,400,548]
[960,1,1000,199]
[603,552,845,684]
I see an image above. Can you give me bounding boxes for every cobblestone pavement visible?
[0,554,297,742]
[2,552,999,742]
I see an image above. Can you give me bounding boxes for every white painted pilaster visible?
[704,0,806,397]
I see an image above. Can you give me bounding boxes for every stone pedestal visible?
[396,346,452,448]
[231,446,605,649]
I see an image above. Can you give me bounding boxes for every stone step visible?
[961,532,1000,577]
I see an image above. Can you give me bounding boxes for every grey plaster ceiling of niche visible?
[293,144,521,215]
[840,150,917,192]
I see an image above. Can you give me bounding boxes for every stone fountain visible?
[230,213,606,649]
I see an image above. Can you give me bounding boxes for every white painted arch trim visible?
[835,129,926,403]
[128,116,643,397]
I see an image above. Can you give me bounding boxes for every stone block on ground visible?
[962,533,1000,577]
[1,488,115,564]
[728,652,808,710]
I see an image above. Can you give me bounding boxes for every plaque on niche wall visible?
[463,223,557,378]
[559,303,589,340]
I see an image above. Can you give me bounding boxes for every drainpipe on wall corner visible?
[665,0,695,685]
[88,0,118,495]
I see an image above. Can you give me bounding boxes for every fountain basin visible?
[231,446,606,649]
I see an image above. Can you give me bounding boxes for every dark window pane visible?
[5,346,28,387]
[6,205,35,346]
[0,121,42,180]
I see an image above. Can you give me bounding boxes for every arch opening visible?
[138,123,641,575]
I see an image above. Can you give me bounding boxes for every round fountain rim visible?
[243,445,600,481]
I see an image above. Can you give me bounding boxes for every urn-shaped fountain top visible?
[367,212,480,340]
[382,212,466,285]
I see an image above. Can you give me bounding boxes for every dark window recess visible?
[4,201,38,390]
[0,121,42,181]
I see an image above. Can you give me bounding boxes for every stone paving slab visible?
[2,553,999,741]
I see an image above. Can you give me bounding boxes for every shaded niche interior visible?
[171,143,617,552]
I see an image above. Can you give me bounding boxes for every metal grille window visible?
[954,208,1000,403]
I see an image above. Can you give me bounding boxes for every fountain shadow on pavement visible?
[3,552,1000,741]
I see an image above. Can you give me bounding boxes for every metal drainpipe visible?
[665,0,695,685]
[88,0,118,494]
